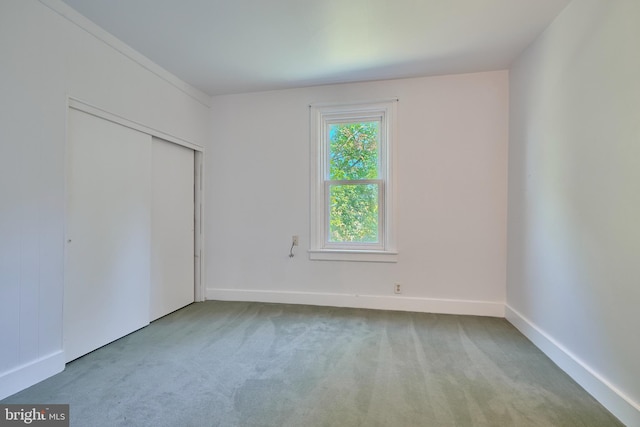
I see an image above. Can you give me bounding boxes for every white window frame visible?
[309,99,398,262]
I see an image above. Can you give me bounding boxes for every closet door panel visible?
[150,137,194,321]
[65,109,151,362]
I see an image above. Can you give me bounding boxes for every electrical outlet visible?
[394,283,402,294]
[292,235,299,246]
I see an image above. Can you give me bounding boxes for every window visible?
[310,100,397,262]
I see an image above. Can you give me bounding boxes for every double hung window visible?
[310,100,397,262]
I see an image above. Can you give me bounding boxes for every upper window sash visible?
[324,117,383,182]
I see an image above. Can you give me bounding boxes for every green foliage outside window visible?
[328,122,380,243]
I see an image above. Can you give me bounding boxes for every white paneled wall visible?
[0,0,209,399]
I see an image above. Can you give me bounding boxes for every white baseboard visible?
[0,351,65,400]
[505,305,640,427]
[206,288,505,317]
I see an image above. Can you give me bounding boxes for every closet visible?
[64,105,200,362]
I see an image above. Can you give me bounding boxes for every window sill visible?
[308,249,398,263]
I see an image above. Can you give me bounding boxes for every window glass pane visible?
[329,183,379,243]
[329,122,379,180]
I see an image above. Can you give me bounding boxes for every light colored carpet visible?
[2,301,623,426]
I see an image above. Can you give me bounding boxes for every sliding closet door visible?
[150,137,194,321]
[65,109,151,362]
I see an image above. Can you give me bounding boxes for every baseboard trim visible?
[0,351,65,400]
[505,305,640,427]
[206,288,505,317]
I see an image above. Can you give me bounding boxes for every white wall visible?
[206,71,508,316]
[507,0,640,425]
[0,0,210,399]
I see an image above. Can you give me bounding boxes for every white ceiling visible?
[60,0,572,96]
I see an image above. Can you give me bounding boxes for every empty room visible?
[0,0,638,426]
